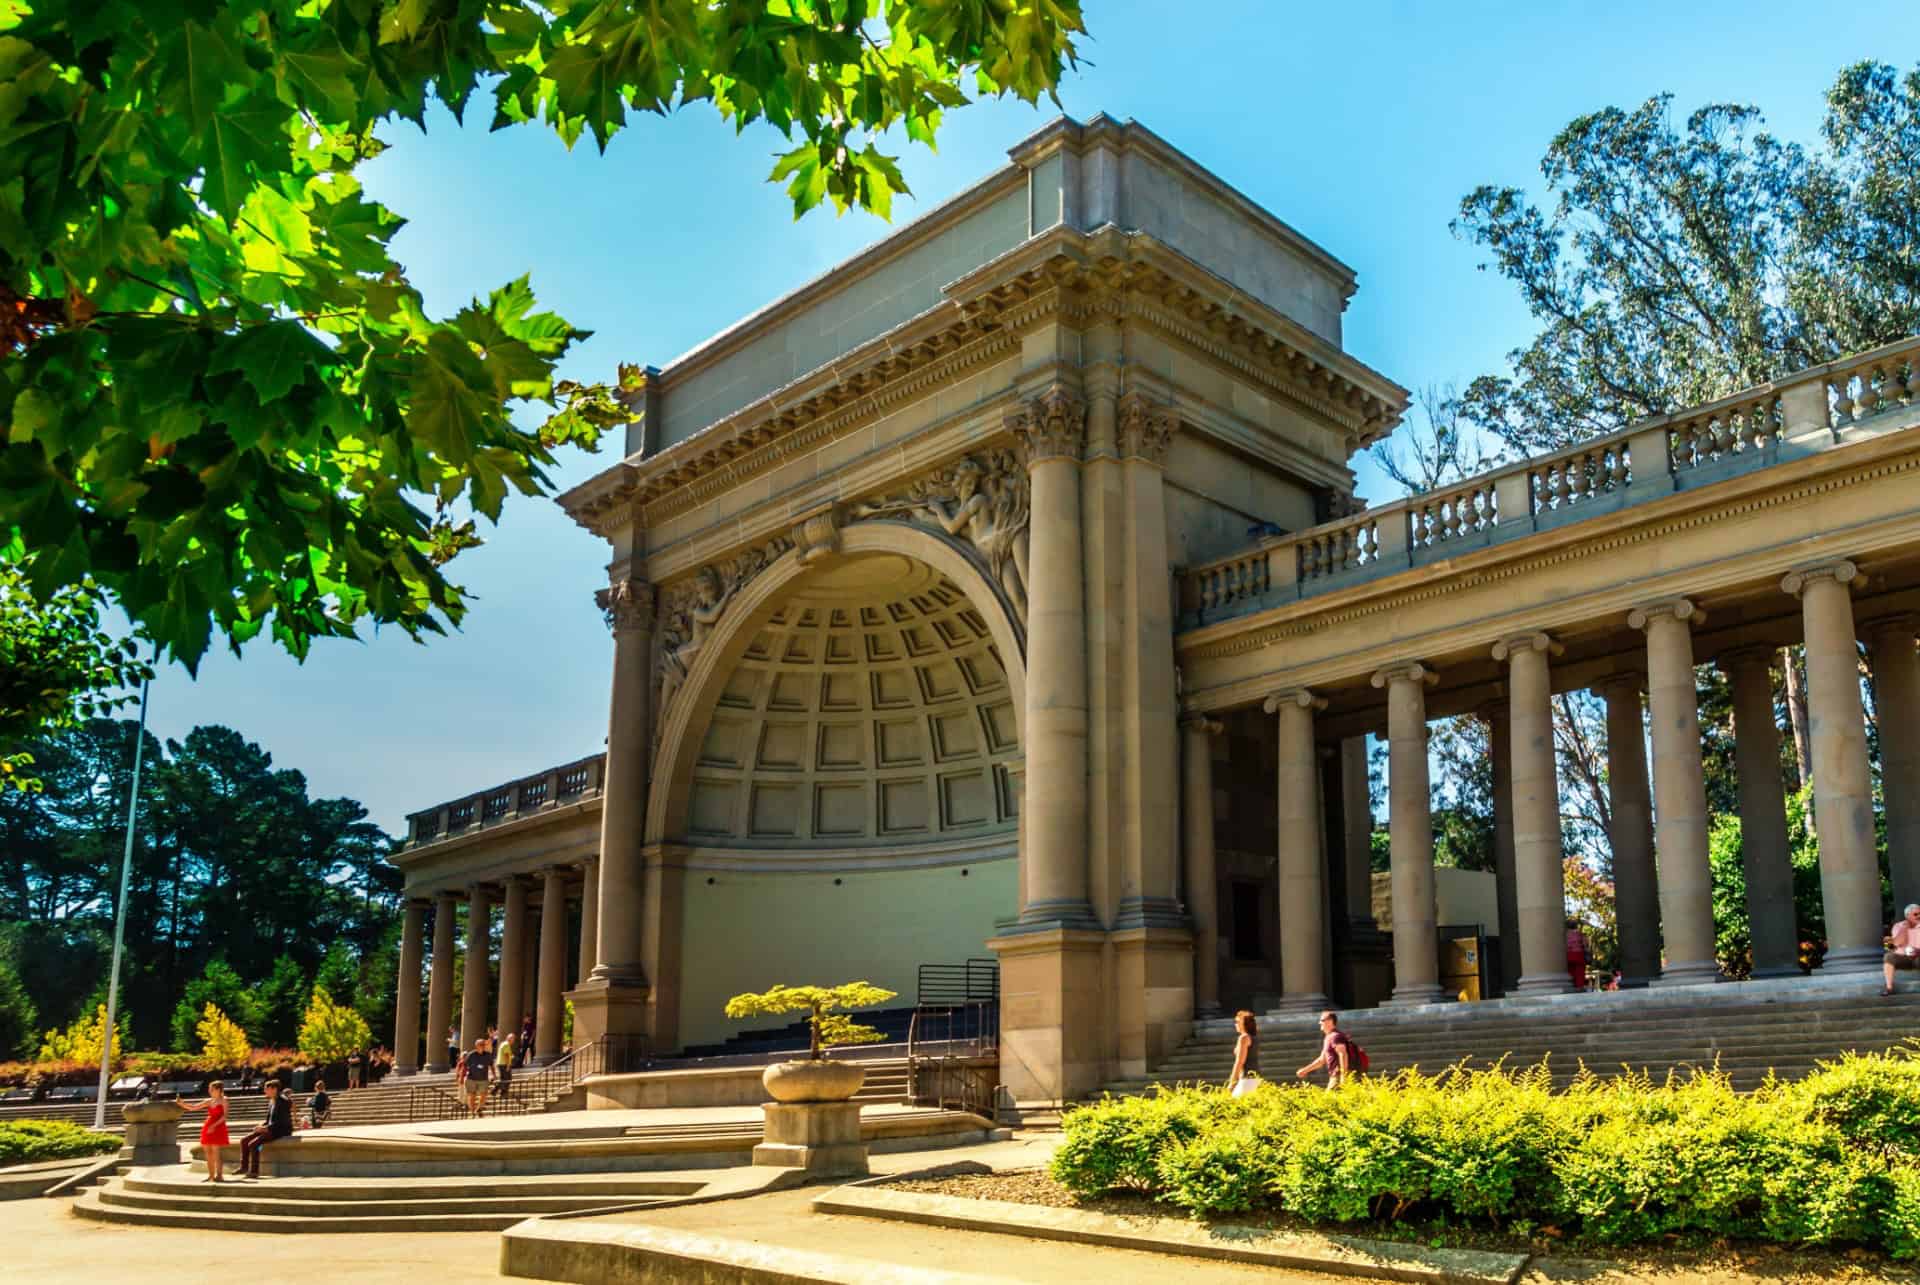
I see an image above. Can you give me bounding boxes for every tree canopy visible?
[0,0,1085,691]
[0,717,398,1054]
[1451,60,1920,455]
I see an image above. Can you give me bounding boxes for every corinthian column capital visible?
[1781,559,1859,598]
[596,577,654,635]
[1009,385,1087,465]
[1115,391,1176,465]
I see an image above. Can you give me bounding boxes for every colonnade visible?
[1180,560,1920,1006]
[391,857,600,1074]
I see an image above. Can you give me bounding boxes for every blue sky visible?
[136,1,1911,833]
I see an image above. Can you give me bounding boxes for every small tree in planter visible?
[722,982,898,1060]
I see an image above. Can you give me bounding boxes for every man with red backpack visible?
[1296,1010,1367,1088]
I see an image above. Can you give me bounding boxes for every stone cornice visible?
[558,225,1408,542]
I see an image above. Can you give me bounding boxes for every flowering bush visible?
[1051,1051,1920,1255]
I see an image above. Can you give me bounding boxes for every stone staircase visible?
[1098,977,1920,1098]
[72,1166,706,1232]
[2,1072,460,1135]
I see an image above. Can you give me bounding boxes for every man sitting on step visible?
[239,1079,294,1178]
[1883,904,1920,996]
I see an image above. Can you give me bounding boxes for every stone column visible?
[1267,688,1329,1011]
[577,858,600,983]
[425,891,457,1072]
[1481,703,1521,994]
[460,885,492,1048]
[393,899,426,1075]
[572,578,655,1047]
[1340,736,1376,926]
[988,387,1103,1105]
[1009,386,1094,927]
[1866,615,1920,912]
[536,868,569,1062]
[1784,561,1881,971]
[1181,716,1224,1016]
[1600,675,1662,987]
[1628,600,1719,985]
[1372,662,1445,1005]
[497,876,530,1039]
[1719,648,1801,978]
[1495,634,1572,994]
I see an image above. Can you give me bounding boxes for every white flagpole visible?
[94,676,151,1131]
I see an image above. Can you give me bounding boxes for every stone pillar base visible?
[1514,973,1575,996]
[1822,947,1883,975]
[1270,992,1330,1014]
[987,926,1107,1105]
[1652,962,1723,986]
[1751,964,1808,980]
[752,1102,867,1180]
[567,977,652,1053]
[121,1101,184,1167]
[1385,983,1448,1007]
[1109,925,1194,1080]
[424,1061,449,1075]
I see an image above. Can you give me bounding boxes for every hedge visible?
[1049,1051,1920,1255]
[0,1119,122,1167]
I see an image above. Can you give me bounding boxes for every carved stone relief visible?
[655,535,793,724]
[849,447,1031,628]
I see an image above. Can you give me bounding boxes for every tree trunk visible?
[1783,645,1812,789]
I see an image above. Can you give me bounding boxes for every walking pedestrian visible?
[1226,1010,1261,1098]
[1296,1011,1361,1089]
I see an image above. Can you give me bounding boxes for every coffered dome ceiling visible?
[681,566,1022,850]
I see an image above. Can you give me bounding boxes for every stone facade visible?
[387,114,1920,1106]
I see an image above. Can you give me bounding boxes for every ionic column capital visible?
[596,577,655,635]
[1262,687,1327,714]
[577,856,600,872]
[1491,631,1563,662]
[1370,661,1438,690]
[1627,598,1704,631]
[1781,559,1858,598]
[1115,391,1176,466]
[1009,385,1087,465]
[1179,715,1225,737]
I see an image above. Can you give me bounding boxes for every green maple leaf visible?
[202,104,290,224]
[543,43,628,150]
[207,321,333,404]
[408,330,495,464]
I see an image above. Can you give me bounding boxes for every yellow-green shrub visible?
[1051,1050,1920,1256]
[0,1119,120,1165]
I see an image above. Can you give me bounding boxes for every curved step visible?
[73,1187,537,1233]
[96,1184,657,1221]
[120,1169,701,1202]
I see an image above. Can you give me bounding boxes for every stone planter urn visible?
[754,1060,869,1179]
[762,1058,865,1103]
[121,1099,184,1167]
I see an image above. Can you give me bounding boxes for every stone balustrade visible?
[405,753,608,849]
[1181,337,1920,626]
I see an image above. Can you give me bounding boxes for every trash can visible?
[290,1067,313,1092]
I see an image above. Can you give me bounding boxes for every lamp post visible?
[94,675,151,1131]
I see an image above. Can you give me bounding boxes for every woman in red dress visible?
[182,1080,230,1182]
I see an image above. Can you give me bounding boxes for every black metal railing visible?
[569,1034,651,1079]
[406,1049,580,1123]
[908,1056,998,1119]
[917,958,998,1006]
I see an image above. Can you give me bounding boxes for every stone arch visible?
[646,521,1027,846]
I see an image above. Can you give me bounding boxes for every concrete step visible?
[96,1184,661,1221]
[72,1186,545,1233]
[119,1170,700,1202]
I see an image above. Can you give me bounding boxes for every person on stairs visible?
[456,1038,496,1118]
[239,1079,294,1179]
[182,1080,230,1183]
[1297,1011,1359,1089]
[1883,904,1920,996]
[308,1080,331,1128]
